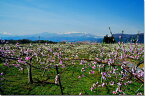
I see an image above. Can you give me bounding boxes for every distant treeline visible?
[0,39,57,44]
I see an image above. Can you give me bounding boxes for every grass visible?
[0,64,99,95]
[1,63,143,95]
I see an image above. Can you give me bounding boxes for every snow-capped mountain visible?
[0,32,103,42]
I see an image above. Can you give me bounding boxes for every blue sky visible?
[0,0,144,35]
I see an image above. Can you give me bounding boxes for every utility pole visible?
[136,31,140,43]
[109,27,113,36]
[38,36,40,43]
[121,30,124,42]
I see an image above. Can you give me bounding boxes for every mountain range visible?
[113,33,144,43]
[0,32,144,43]
[0,32,103,42]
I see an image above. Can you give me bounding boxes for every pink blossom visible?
[120,54,123,59]
[101,72,107,80]
[89,70,95,74]
[95,58,100,61]
[53,52,59,56]
[90,87,93,91]
[78,76,81,78]
[124,83,127,85]
[109,81,114,85]
[117,82,122,86]
[127,81,132,84]
[50,60,55,62]
[61,65,65,68]
[92,61,97,64]
[18,60,26,64]
[118,41,121,45]
[92,65,96,69]
[12,64,20,67]
[139,71,144,77]
[65,58,68,60]
[81,74,85,77]
[80,60,86,64]
[119,90,122,92]
[123,61,129,64]
[4,63,9,66]
[48,48,52,52]
[16,43,19,47]
[59,60,63,64]
[78,74,85,79]
[101,83,105,87]
[108,58,114,65]
[25,56,31,60]
[112,91,117,94]
[101,72,107,76]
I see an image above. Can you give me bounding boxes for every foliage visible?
[103,35,116,43]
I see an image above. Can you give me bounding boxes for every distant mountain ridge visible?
[113,33,144,43]
[0,32,144,43]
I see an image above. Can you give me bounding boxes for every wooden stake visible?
[55,65,63,95]
[27,64,33,84]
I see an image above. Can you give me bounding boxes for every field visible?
[0,42,144,95]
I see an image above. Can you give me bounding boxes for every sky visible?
[0,0,144,36]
